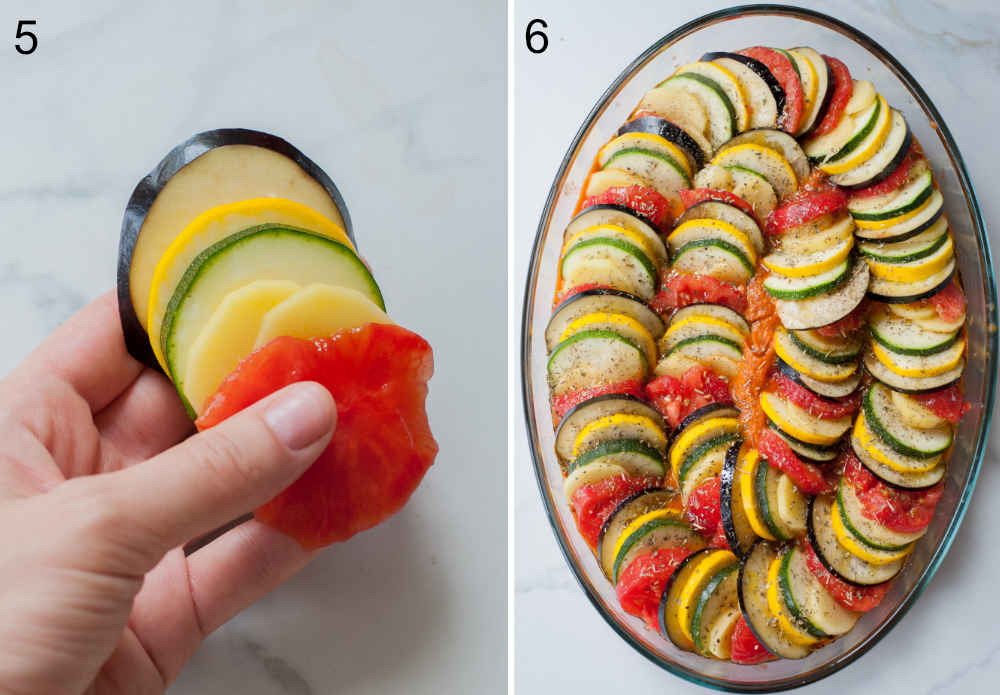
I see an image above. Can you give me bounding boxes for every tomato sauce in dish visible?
[732,271,779,448]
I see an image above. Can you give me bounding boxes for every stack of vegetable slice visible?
[544,44,972,666]
[117,131,436,549]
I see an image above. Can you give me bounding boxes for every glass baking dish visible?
[519,4,997,691]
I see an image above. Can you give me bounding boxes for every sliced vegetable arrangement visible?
[544,46,971,664]
[117,129,436,549]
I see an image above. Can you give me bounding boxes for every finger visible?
[67,381,335,574]
[95,368,193,466]
[15,291,143,412]
[128,521,314,683]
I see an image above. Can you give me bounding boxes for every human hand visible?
[0,293,336,694]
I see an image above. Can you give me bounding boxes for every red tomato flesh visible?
[551,379,646,423]
[769,373,860,420]
[800,537,889,612]
[815,298,870,339]
[738,47,804,133]
[646,366,732,430]
[651,272,748,316]
[843,451,943,534]
[581,184,673,232]
[553,282,615,308]
[812,55,852,136]
[571,474,661,548]
[685,476,723,535]
[764,190,847,236]
[730,616,775,664]
[757,429,831,495]
[616,547,694,629]
[679,188,759,225]
[195,323,437,549]
[926,278,967,323]
[912,384,971,424]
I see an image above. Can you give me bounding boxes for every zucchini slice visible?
[857,215,948,264]
[778,213,855,257]
[598,132,694,181]
[555,394,664,463]
[571,412,668,460]
[737,449,777,541]
[661,312,747,353]
[822,95,892,175]
[851,434,947,489]
[783,545,860,636]
[839,476,929,546]
[597,488,678,580]
[674,61,751,132]
[546,329,648,397]
[711,142,797,199]
[737,541,812,659]
[667,219,757,265]
[565,204,667,263]
[864,383,953,459]
[755,455,795,541]
[760,391,851,446]
[546,288,664,352]
[662,335,742,380]
[671,239,755,284]
[601,148,691,200]
[820,94,882,168]
[790,47,832,138]
[768,551,822,645]
[692,564,740,657]
[864,348,964,395]
[718,128,810,182]
[679,434,737,501]
[775,472,809,536]
[869,308,959,357]
[668,416,741,480]
[774,327,858,383]
[564,223,665,271]
[775,258,869,330]
[870,338,965,380]
[619,115,711,171]
[610,509,703,583]
[720,441,756,558]
[789,328,862,365]
[830,109,911,189]
[835,481,918,552]
[830,491,913,565]
[767,420,840,462]
[563,439,666,499]
[559,311,658,368]
[763,256,851,300]
[854,190,944,243]
[658,74,737,149]
[561,236,658,301]
[807,494,905,585]
[674,549,739,645]
[853,416,943,474]
[849,166,933,222]
[676,200,764,254]
[865,235,954,285]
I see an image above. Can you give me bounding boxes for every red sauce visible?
[732,271,778,447]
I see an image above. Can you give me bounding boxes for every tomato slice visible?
[926,278,967,323]
[764,190,847,236]
[843,451,943,534]
[616,547,694,629]
[685,476,722,535]
[912,384,971,424]
[730,616,775,664]
[815,298,870,339]
[708,520,730,550]
[581,184,673,232]
[571,474,660,548]
[757,429,830,495]
[195,323,437,549]
[651,272,748,316]
[646,366,732,430]
[551,379,647,423]
[848,145,916,199]
[769,373,860,420]
[738,47,803,133]
[679,188,759,225]
[811,55,852,136]
[800,537,889,612]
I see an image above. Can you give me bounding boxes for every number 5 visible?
[15,20,37,55]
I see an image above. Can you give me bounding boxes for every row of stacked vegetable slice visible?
[544,44,970,663]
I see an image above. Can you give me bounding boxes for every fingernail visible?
[264,382,336,451]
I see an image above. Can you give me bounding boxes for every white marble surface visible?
[515,1,1000,692]
[1,1,505,693]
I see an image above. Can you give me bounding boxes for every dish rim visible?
[519,4,997,691]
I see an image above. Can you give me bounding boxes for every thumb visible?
[76,381,335,572]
